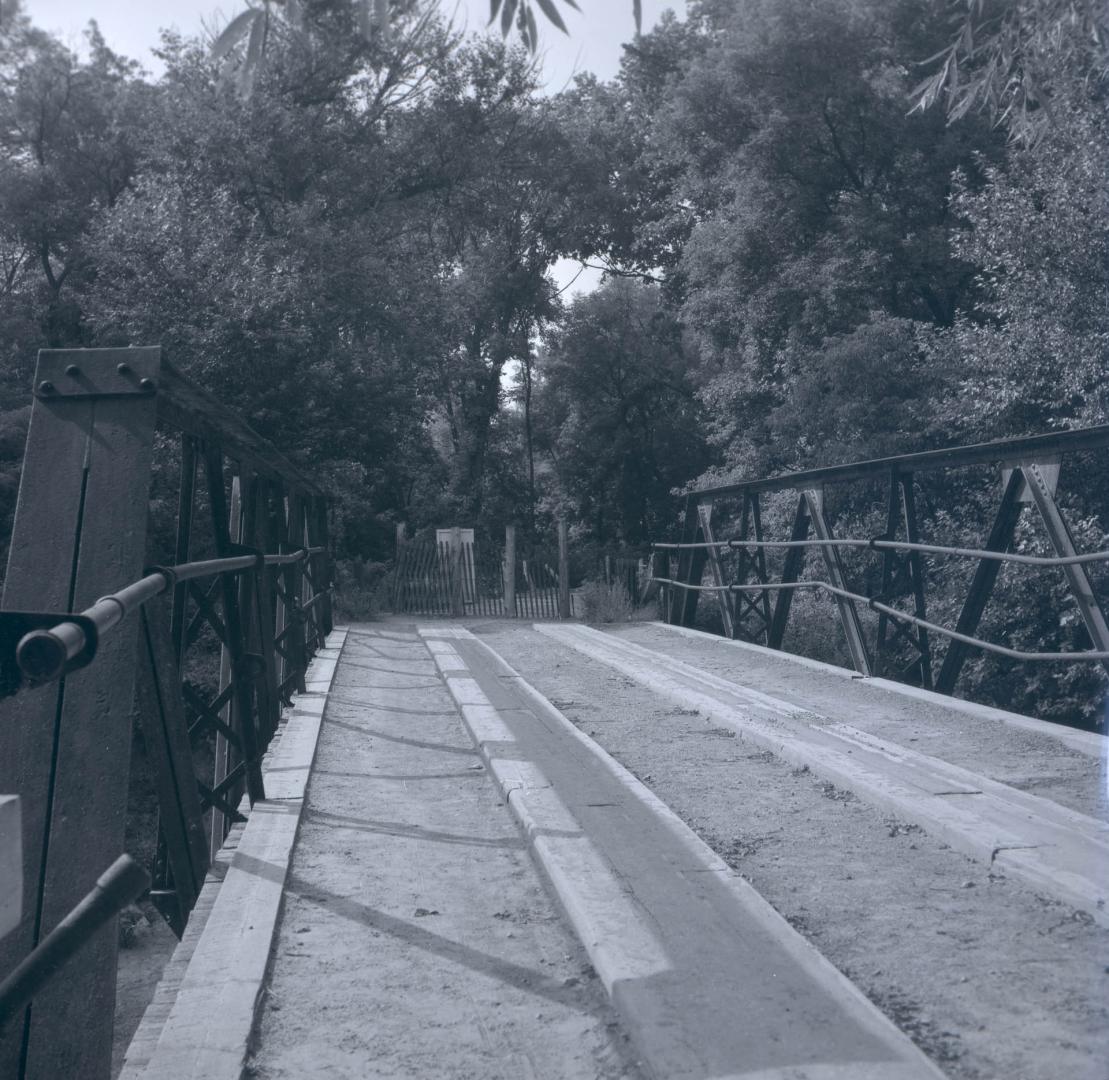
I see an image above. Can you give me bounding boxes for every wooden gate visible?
[393,528,572,618]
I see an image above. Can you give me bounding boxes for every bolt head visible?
[117,362,132,374]
[139,377,156,391]
[65,364,80,376]
[38,380,55,394]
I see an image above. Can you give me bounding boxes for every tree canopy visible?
[0,0,1105,720]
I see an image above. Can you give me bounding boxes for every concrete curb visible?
[0,796,19,940]
[421,626,947,1080]
[650,621,1106,758]
[420,632,671,995]
[120,629,349,1080]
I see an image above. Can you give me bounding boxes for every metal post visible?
[936,468,1026,694]
[1021,459,1109,681]
[900,476,933,688]
[697,501,735,638]
[734,493,772,644]
[205,455,265,823]
[282,492,308,696]
[0,348,160,1080]
[802,487,872,676]
[170,435,197,668]
[558,520,571,619]
[450,527,464,617]
[209,471,240,855]
[269,485,291,696]
[504,525,517,617]
[671,494,707,627]
[767,494,811,650]
[136,601,209,936]
[315,496,334,637]
[749,495,773,640]
[246,478,281,746]
[876,472,933,687]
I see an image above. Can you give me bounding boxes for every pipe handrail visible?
[15,549,318,685]
[650,537,1109,568]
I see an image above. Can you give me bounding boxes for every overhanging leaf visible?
[501,0,518,38]
[489,0,503,25]
[526,4,539,51]
[534,0,569,35]
[633,0,642,35]
[245,9,266,65]
[212,9,259,60]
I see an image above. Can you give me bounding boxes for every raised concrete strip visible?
[0,796,20,938]
[538,623,1109,926]
[119,629,348,1080]
[420,625,946,1080]
[653,622,1106,758]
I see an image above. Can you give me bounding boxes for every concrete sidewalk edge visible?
[120,628,349,1080]
[541,623,1109,929]
[652,622,1105,757]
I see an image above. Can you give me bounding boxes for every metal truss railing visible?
[0,348,335,1080]
[658,427,1109,697]
[651,577,1109,662]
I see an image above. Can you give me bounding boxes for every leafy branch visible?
[911,0,1108,143]
[212,0,643,92]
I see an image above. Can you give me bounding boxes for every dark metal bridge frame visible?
[0,348,334,1080]
[657,425,1109,696]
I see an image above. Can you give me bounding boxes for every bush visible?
[578,579,635,624]
[333,558,389,621]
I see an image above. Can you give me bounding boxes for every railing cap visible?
[689,424,1109,500]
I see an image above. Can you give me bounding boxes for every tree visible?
[403,38,618,520]
[538,280,709,544]
[611,0,1001,477]
[0,10,151,385]
[81,15,466,557]
[922,103,1109,439]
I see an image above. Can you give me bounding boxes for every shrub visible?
[578,579,635,624]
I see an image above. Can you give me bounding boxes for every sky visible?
[21,0,685,296]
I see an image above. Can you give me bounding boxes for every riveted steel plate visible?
[33,347,161,399]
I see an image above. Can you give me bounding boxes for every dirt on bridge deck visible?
[465,617,1108,1080]
[165,615,1108,1080]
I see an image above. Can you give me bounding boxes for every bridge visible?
[0,349,1106,1080]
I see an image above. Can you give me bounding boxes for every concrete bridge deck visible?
[119,620,1108,1080]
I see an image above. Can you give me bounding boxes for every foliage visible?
[912,0,1108,144]
[0,11,152,390]
[210,0,636,91]
[615,0,1004,479]
[536,280,709,544]
[922,103,1109,438]
[578,578,635,624]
